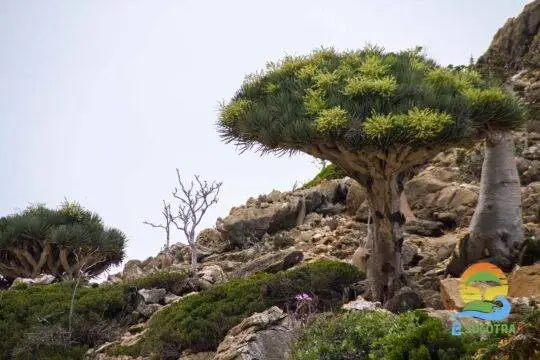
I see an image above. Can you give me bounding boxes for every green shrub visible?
[303,164,347,189]
[289,311,394,360]
[141,260,363,358]
[106,342,144,357]
[289,310,502,360]
[370,311,470,360]
[0,270,188,359]
[17,346,87,360]
[472,310,540,360]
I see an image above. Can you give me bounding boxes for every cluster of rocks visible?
[9,273,56,288]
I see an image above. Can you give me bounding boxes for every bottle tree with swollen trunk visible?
[217,46,524,302]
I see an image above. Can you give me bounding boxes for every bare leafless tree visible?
[143,200,175,250]
[170,169,222,276]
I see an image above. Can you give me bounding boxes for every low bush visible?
[289,310,505,360]
[289,311,394,359]
[471,310,540,360]
[141,260,363,359]
[0,270,187,359]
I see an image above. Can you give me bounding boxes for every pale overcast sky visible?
[0,0,531,274]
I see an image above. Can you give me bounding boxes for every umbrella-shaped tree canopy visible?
[0,201,126,281]
[219,46,523,163]
[217,46,525,302]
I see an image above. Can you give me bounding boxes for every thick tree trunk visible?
[364,176,407,303]
[448,132,524,275]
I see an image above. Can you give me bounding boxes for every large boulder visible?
[181,352,216,360]
[196,228,229,253]
[217,197,302,248]
[231,250,304,279]
[508,264,540,299]
[440,278,464,310]
[405,173,479,227]
[404,219,445,237]
[198,265,227,286]
[214,306,300,360]
[138,288,166,304]
[345,180,366,214]
[384,287,424,313]
[122,260,144,281]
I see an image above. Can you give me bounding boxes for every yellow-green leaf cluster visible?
[220,99,251,126]
[304,88,326,115]
[313,107,349,133]
[344,75,397,97]
[363,108,452,142]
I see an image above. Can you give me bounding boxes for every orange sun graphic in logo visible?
[460,262,508,308]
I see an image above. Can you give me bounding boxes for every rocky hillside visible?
[1,2,539,360]
[477,0,540,131]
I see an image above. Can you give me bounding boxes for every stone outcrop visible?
[10,274,56,288]
[216,179,350,248]
[137,288,166,304]
[342,296,387,312]
[440,278,464,310]
[508,264,540,299]
[213,306,300,360]
[384,287,424,313]
[478,0,540,132]
[196,228,229,253]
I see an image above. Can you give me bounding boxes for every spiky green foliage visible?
[0,270,188,359]
[218,46,524,155]
[0,201,127,280]
[140,260,363,357]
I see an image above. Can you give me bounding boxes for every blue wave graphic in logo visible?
[455,295,511,321]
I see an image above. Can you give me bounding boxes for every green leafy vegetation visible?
[0,270,187,359]
[140,260,363,358]
[303,163,347,188]
[289,310,502,360]
[471,310,540,360]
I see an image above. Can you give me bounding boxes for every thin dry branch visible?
[170,169,222,276]
[143,200,174,249]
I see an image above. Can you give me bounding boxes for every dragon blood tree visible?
[217,46,524,302]
[0,201,126,282]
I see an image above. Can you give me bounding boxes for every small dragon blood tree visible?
[0,201,126,282]
[217,46,524,302]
